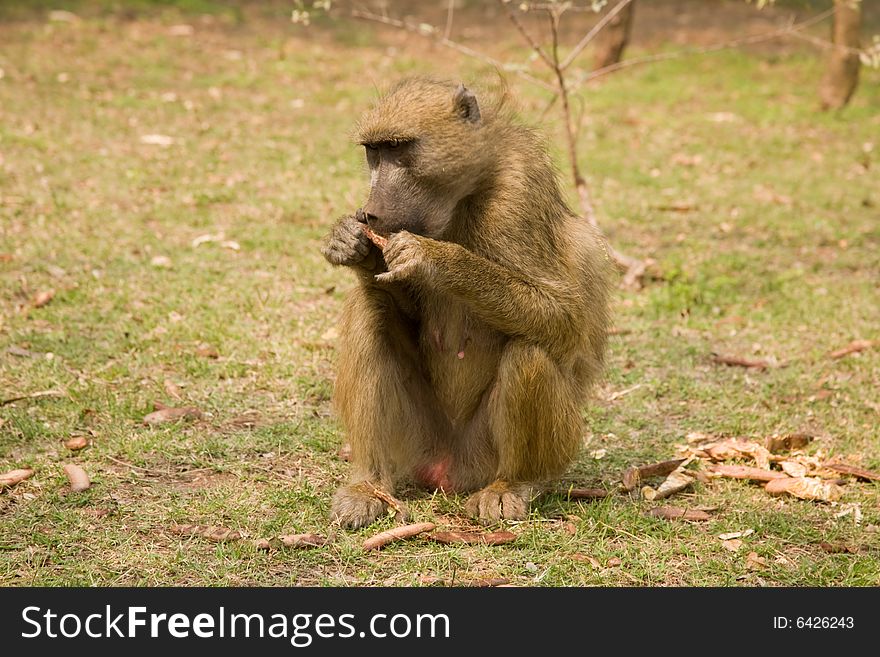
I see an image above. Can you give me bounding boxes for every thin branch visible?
[788,30,865,56]
[1,389,67,406]
[581,8,837,84]
[538,92,559,119]
[350,9,555,92]
[561,0,636,71]
[443,0,455,42]
[523,2,611,11]
[543,5,596,225]
[502,0,555,69]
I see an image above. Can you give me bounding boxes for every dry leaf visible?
[168,24,194,36]
[817,542,863,554]
[722,539,743,552]
[622,458,686,491]
[64,436,89,451]
[150,255,172,268]
[0,468,34,489]
[655,201,698,213]
[363,522,435,551]
[647,506,711,521]
[745,551,768,570]
[825,462,880,482]
[704,439,772,470]
[642,467,694,501]
[427,531,516,546]
[780,461,808,478]
[63,464,90,492]
[705,464,787,482]
[163,379,182,400]
[195,344,219,359]
[253,538,271,550]
[764,477,842,502]
[829,339,874,359]
[275,533,327,548]
[685,431,716,445]
[7,345,38,358]
[48,10,80,22]
[606,557,622,567]
[589,448,607,459]
[469,577,511,587]
[170,524,241,542]
[718,529,754,540]
[571,554,602,568]
[143,406,202,425]
[141,134,175,146]
[562,522,577,536]
[765,433,813,453]
[834,504,862,524]
[711,353,770,370]
[32,289,55,308]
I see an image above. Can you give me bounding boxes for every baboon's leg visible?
[465,341,582,522]
[331,285,442,529]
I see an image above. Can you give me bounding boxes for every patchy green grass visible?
[1,3,878,586]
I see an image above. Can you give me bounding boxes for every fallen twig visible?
[647,506,712,522]
[829,339,875,359]
[711,353,771,370]
[1,389,67,406]
[705,463,788,482]
[825,462,880,482]
[563,487,611,500]
[363,522,436,551]
[365,481,408,521]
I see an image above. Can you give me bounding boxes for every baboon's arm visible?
[355,267,419,322]
[416,239,579,355]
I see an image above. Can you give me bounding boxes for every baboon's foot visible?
[331,483,389,529]
[465,481,531,524]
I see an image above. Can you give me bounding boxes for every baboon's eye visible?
[364,143,378,152]
[387,139,401,149]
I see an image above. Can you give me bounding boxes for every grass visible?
[1,2,878,587]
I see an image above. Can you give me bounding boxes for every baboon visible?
[322,78,611,528]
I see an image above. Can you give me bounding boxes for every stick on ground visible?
[363,522,436,551]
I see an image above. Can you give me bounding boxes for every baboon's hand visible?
[322,214,372,267]
[374,231,432,284]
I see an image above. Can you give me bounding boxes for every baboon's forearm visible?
[355,269,419,320]
[427,242,577,353]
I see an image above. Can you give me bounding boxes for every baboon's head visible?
[355,78,493,238]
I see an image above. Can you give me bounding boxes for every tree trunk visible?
[593,1,635,71]
[819,0,861,110]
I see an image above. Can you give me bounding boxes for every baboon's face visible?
[357,81,485,240]
[361,139,457,240]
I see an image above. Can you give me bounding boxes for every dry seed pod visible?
[63,464,91,492]
[0,468,34,489]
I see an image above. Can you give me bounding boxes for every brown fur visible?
[322,78,612,528]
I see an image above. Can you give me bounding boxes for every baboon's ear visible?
[453,84,481,124]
